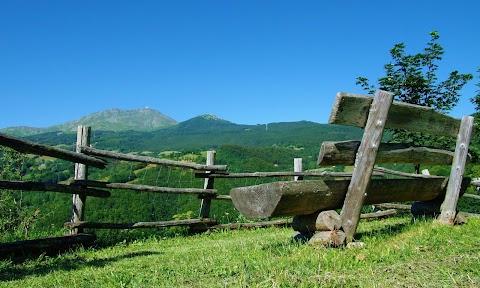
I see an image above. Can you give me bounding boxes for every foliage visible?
[470,69,480,112]
[0,148,40,240]
[356,31,473,147]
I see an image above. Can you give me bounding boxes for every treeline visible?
[24,120,365,153]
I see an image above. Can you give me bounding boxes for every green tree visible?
[356,31,473,148]
[0,148,38,238]
[470,69,480,112]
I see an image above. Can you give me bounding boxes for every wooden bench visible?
[230,90,473,244]
[326,90,473,242]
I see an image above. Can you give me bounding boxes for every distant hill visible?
[23,114,364,154]
[0,108,177,136]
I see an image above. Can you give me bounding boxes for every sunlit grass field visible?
[1,215,479,287]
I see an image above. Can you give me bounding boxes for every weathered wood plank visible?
[81,146,227,171]
[329,92,461,137]
[64,218,217,229]
[374,203,412,210]
[360,209,397,219]
[0,132,106,168]
[70,180,217,196]
[229,178,473,219]
[209,219,292,230]
[463,193,480,200]
[195,171,382,179]
[340,90,394,243]
[470,179,480,187]
[0,234,96,258]
[438,115,474,225]
[318,141,460,166]
[373,167,445,179]
[0,180,111,198]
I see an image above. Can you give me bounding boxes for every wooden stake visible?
[294,158,303,181]
[199,151,216,218]
[71,126,90,234]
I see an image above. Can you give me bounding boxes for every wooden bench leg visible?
[438,116,474,225]
[340,90,394,243]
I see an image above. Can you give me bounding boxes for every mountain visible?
[0,108,177,136]
[23,116,364,154]
[166,114,249,133]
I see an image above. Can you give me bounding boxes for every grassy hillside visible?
[1,216,479,287]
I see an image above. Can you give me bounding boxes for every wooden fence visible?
[0,126,355,255]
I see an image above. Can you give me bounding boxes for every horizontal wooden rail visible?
[470,179,480,187]
[329,92,461,137]
[70,180,217,196]
[360,209,397,219]
[64,218,217,230]
[0,180,111,198]
[463,193,480,200]
[373,167,445,179]
[318,140,463,166]
[195,171,383,179]
[80,146,228,172]
[0,133,107,168]
[374,203,412,210]
[209,219,293,230]
[0,234,96,258]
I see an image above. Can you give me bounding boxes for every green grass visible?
[1,216,479,287]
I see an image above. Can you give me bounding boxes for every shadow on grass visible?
[290,215,436,245]
[0,250,164,282]
[354,215,435,242]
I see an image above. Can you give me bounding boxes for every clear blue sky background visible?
[1,0,479,128]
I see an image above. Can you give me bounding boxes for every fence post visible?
[294,158,303,181]
[199,151,216,218]
[70,125,91,234]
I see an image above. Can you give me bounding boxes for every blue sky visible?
[1,0,479,128]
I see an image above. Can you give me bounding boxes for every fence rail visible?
[80,146,228,171]
[69,180,217,197]
[0,132,107,168]
[0,180,111,198]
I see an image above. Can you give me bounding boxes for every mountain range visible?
[0,108,177,137]
[2,108,364,154]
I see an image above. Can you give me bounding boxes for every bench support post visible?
[438,115,474,225]
[340,90,394,243]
